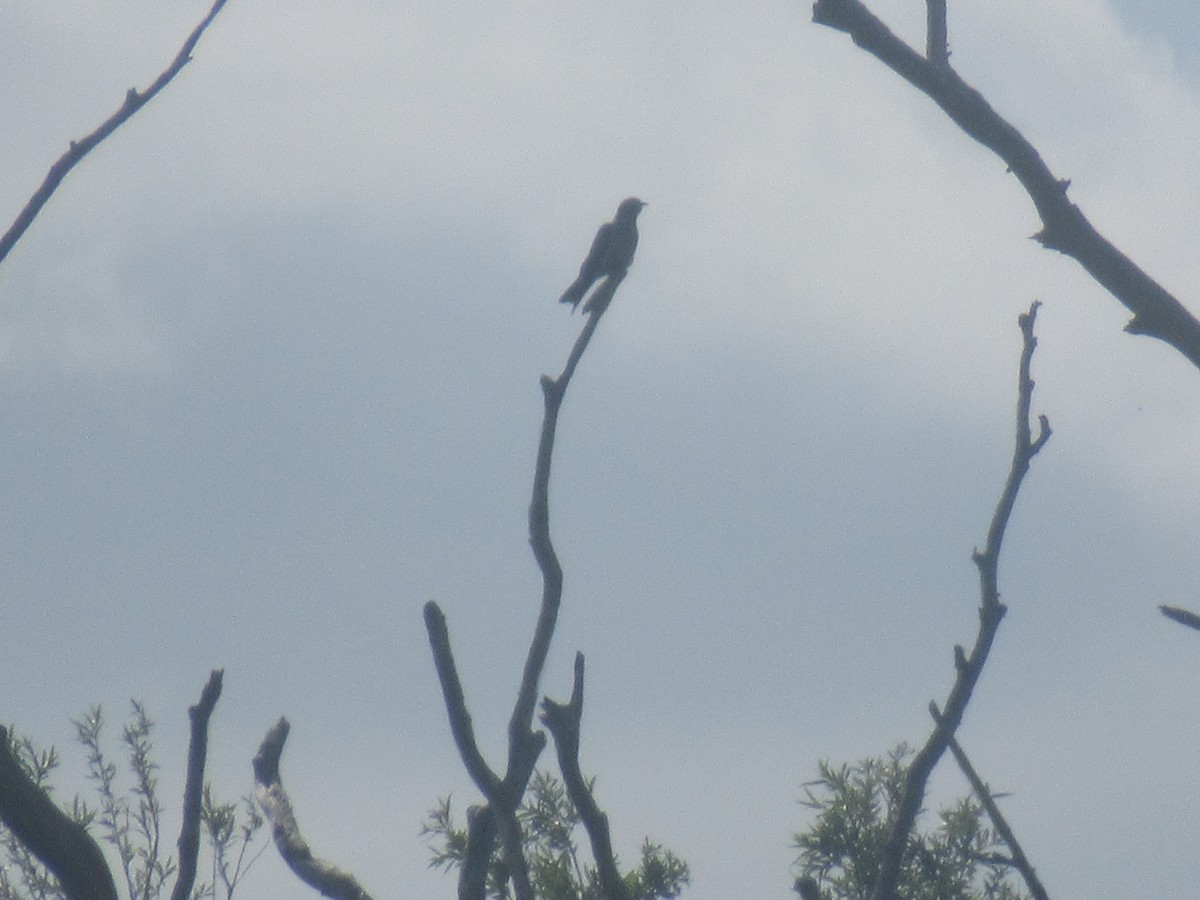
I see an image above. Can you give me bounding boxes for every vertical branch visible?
[870,302,1050,900]
[925,0,948,66]
[541,653,633,900]
[0,726,119,900]
[943,734,1051,900]
[170,669,224,900]
[0,0,232,268]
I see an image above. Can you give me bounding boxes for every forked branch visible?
[870,302,1050,900]
[541,653,633,900]
[424,269,629,900]
[0,0,232,268]
[812,0,1200,371]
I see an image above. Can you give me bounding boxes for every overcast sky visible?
[3,1,1200,897]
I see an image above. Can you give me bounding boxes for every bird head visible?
[617,197,647,219]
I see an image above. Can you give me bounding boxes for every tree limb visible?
[811,0,1200,371]
[1160,604,1200,632]
[252,718,376,900]
[425,268,628,900]
[0,0,231,268]
[942,732,1051,900]
[870,301,1050,900]
[541,653,633,900]
[0,725,118,900]
[170,669,224,900]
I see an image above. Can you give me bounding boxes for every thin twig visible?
[0,0,231,267]
[925,0,948,66]
[252,719,376,900]
[170,669,224,900]
[942,732,1051,900]
[869,302,1050,900]
[811,0,1200,371]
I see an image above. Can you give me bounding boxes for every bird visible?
[558,197,646,312]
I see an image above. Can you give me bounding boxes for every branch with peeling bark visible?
[423,269,628,900]
[252,718,376,900]
[869,302,1050,900]
[0,0,231,268]
[812,0,1200,371]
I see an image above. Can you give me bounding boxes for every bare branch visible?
[1160,604,1200,632]
[170,669,224,900]
[925,0,948,66]
[942,732,1051,900]
[541,653,633,900]
[0,0,231,268]
[870,301,1050,900]
[811,0,1200,371]
[252,718,376,900]
[0,725,118,900]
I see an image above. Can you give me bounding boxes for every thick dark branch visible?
[0,726,118,900]
[943,733,1051,900]
[252,719,376,900]
[1160,604,1200,632]
[541,653,632,900]
[0,0,231,268]
[170,669,224,900]
[870,302,1049,900]
[812,0,1200,371]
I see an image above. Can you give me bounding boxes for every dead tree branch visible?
[1160,605,1200,632]
[170,668,224,900]
[424,267,629,900]
[541,653,633,900]
[0,726,118,900]
[811,0,1200,371]
[943,733,1050,900]
[252,718,376,900]
[0,0,231,268]
[870,302,1050,900]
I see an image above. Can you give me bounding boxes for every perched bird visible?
[558,197,646,312]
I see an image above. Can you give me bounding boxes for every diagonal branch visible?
[252,718,376,900]
[0,0,231,268]
[869,301,1050,900]
[541,653,633,900]
[170,669,224,900]
[1160,605,1200,632]
[943,733,1051,900]
[811,0,1200,372]
[0,725,118,900]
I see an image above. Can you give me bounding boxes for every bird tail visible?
[558,279,587,311]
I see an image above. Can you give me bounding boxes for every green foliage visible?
[423,770,689,900]
[0,703,263,900]
[792,745,1028,900]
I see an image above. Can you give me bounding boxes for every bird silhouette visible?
[558,197,646,312]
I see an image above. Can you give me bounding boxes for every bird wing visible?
[578,221,615,283]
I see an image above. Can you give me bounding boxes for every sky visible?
[2,1,1200,897]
